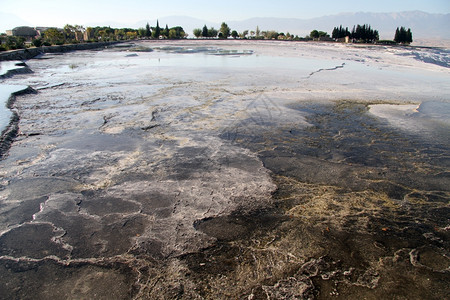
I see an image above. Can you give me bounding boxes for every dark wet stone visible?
[369,181,411,200]
[96,214,149,256]
[129,239,164,260]
[193,211,287,242]
[133,192,175,215]
[194,217,249,241]
[0,223,70,259]
[261,155,366,192]
[79,196,141,216]
[36,209,148,258]
[425,192,450,203]
[181,243,241,277]
[161,146,217,180]
[60,133,138,152]
[0,259,137,300]
[223,101,450,194]
[6,177,79,200]
[154,208,172,219]
[0,196,47,226]
[217,152,262,171]
[111,172,157,184]
[414,246,450,272]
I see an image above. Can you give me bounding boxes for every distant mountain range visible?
[2,11,449,41]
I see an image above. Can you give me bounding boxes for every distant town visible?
[0,21,413,52]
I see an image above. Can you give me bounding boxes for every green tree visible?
[350,24,378,43]
[239,30,249,39]
[332,25,350,39]
[63,24,76,40]
[95,27,114,41]
[202,25,208,38]
[264,30,279,39]
[85,27,94,40]
[231,30,238,39]
[145,23,151,38]
[168,26,186,39]
[4,36,25,50]
[407,28,412,44]
[115,29,125,40]
[193,28,202,38]
[163,24,169,38]
[153,20,161,38]
[138,28,145,38]
[219,22,231,39]
[310,30,319,39]
[63,24,84,42]
[208,27,218,38]
[126,31,137,40]
[44,28,65,45]
[256,26,261,38]
[32,38,43,47]
[395,27,412,44]
[169,29,177,39]
[394,27,400,43]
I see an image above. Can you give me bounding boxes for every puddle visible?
[0,84,29,133]
[369,101,450,142]
[0,61,27,77]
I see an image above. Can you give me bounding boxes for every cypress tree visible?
[145,23,151,38]
[332,27,338,39]
[332,25,351,39]
[395,27,413,44]
[153,20,161,38]
[164,24,169,38]
[202,25,208,38]
[407,28,413,44]
[400,27,406,43]
[394,27,400,43]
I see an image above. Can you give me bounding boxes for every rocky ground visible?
[0,40,449,299]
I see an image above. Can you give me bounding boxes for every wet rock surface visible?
[0,40,449,299]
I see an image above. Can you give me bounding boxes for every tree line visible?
[193,23,303,40]
[331,24,379,43]
[0,20,187,51]
[394,27,413,44]
[141,20,187,40]
[193,22,412,44]
[1,20,414,52]
[192,23,233,39]
[331,24,413,44]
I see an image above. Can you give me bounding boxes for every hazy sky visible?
[1,0,449,28]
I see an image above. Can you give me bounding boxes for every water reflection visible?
[0,84,29,132]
